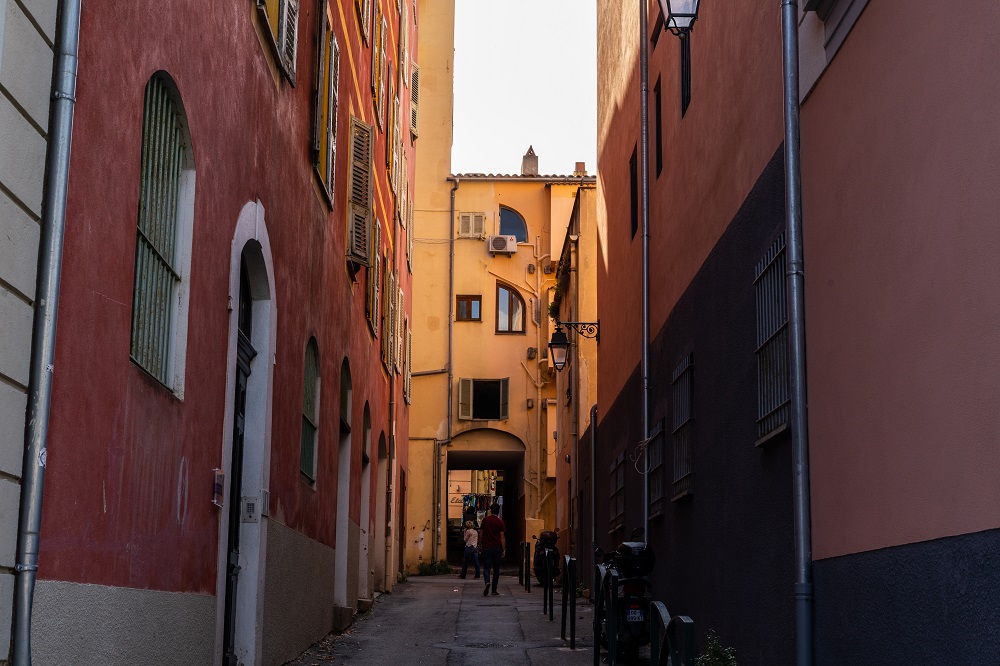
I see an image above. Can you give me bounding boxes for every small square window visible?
[457,295,481,321]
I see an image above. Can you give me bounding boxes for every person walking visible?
[479,503,505,596]
[458,520,480,579]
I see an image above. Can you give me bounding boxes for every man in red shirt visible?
[479,503,506,596]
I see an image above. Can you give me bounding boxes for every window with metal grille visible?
[647,420,666,516]
[755,233,790,443]
[130,74,194,392]
[609,451,625,531]
[671,353,694,499]
[301,338,320,482]
[496,283,525,334]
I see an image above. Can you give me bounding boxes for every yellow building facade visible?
[406,0,596,571]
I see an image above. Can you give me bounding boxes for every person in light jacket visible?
[458,520,480,579]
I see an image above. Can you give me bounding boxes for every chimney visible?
[521,146,538,176]
[573,162,587,177]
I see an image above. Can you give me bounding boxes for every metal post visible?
[569,557,577,649]
[608,569,619,666]
[525,542,531,592]
[780,2,814,665]
[519,540,525,585]
[547,550,554,621]
[562,556,569,638]
[13,2,82,664]
[593,565,603,666]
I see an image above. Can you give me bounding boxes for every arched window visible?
[130,72,196,395]
[300,338,320,481]
[496,282,525,334]
[499,206,527,242]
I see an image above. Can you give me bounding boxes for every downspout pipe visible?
[13,1,82,663]
[590,404,597,579]
[639,0,652,542]
[780,2,814,664]
[439,177,458,561]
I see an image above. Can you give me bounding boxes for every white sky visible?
[451,0,597,177]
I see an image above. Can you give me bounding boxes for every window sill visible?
[755,423,789,448]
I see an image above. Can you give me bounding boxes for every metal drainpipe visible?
[781,2,814,664]
[13,1,82,663]
[590,404,597,570]
[439,177,458,561]
[533,236,545,519]
[639,0,652,542]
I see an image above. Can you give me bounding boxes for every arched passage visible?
[445,429,526,565]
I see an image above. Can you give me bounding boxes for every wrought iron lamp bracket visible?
[558,320,600,343]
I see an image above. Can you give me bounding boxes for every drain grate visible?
[466,643,517,649]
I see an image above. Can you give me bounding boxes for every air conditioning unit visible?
[488,235,517,254]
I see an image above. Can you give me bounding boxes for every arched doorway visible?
[334,360,353,610]
[374,433,388,591]
[215,201,276,666]
[358,404,372,601]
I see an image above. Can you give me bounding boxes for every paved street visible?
[284,572,595,665]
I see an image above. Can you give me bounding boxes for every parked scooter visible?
[595,528,655,662]
[532,530,561,585]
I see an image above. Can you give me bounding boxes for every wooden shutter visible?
[386,74,395,174]
[378,15,388,129]
[371,5,380,94]
[473,213,485,237]
[407,202,413,272]
[359,0,372,45]
[312,5,328,160]
[367,219,381,327]
[348,117,373,266]
[279,0,300,82]
[410,63,419,136]
[459,213,471,237]
[395,286,404,373]
[458,378,473,420]
[404,323,412,403]
[499,378,510,420]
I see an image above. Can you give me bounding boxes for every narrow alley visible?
[284,573,595,665]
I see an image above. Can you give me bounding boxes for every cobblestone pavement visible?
[282,571,596,665]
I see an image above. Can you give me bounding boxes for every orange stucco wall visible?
[802,0,1000,560]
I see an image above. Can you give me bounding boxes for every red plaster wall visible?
[803,0,1000,559]
[42,0,413,592]
[597,0,783,421]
